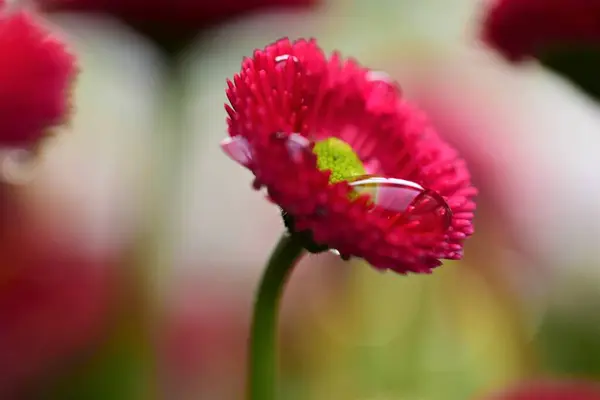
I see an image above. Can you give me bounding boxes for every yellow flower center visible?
[312,137,366,183]
[282,138,369,253]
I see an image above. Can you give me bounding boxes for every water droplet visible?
[365,70,402,95]
[274,54,301,73]
[274,54,299,65]
[220,136,253,168]
[349,176,452,237]
[328,249,351,260]
[0,148,37,185]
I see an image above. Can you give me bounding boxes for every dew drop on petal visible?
[274,54,299,66]
[328,248,351,261]
[274,54,299,76]
[365,70,402,95]
[220,136,253,168]
[349,176,452,237]
[0,148,38,185]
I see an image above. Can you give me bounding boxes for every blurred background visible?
[2,0,600,398]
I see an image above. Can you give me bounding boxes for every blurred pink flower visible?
[160,279,246,398]
[0,191,117,397]
[481,380,600,400]
[483,0,600,62]
[35,0,318,49]
[0,8,77,147]
[38,0,315,25]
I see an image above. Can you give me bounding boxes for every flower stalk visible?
[248,234,305,400]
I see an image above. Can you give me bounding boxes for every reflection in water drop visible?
[0,148,37,185]
[350,176,452,237]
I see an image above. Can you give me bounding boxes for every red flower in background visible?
[37,0,316,28]
[483,0,600,61]
[481,380,600,400]
[0,193,116,397]
[0,8,77,147]
[222,38,476,274]
[161,282,246,398]
[35,0,317,52]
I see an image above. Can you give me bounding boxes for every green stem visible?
[248,234,305,400]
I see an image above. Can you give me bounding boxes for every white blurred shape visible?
[21,14,166,257]
[0,148,37,185]
[173,11,323,280]
[402,48,600,281]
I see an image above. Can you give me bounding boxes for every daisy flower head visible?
[0,7,77,148]
[221,38,477,274]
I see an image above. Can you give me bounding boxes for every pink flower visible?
[222,38,477,274]
[482,0,600,61]
[160,282,246,398]
[0,193,116,396]
[0,8,77,147]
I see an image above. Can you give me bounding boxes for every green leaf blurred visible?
[293,261,535,400]
[536,308,600,378]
